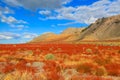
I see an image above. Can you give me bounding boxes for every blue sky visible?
[0,0,120,44]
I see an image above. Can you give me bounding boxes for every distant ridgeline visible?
[29,14,120,43]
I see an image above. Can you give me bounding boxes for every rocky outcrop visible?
[80,15,120,40]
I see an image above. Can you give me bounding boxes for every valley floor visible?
[0,43,120,80]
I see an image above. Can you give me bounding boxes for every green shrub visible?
[45,53,55,60]
[86,48,92,53]
[26,50,33,56]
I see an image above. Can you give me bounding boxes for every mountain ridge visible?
[30,14,120,43]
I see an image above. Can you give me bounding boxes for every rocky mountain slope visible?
[80,15,120,40]
[30,14,120,43]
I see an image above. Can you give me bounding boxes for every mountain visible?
[30,14,120,43]
[30,28,85,43]
[80,14,120,40]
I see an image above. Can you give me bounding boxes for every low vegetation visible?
[0,43,120,80]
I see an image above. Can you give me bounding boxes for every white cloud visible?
[40,0,120,24]
[107,0,120,14]
[0,32,38,40]
[0,35,13,40]
[0,6,13,18]
[39,10,51,16]
[0,15,28,30]
[62,0,72,4]
[23,33,38,39]
[0,6,14,14]
[2,0,21,7]
[2,0,72,10]
[11,25,29,30]
[1,16,16,24]
[0,32,20,40]
[0,6,28,30]
[84,16,98,24]
[1,0,120,26]
[1,16,27,24]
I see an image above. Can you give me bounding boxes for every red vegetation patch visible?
[0,43,120,80]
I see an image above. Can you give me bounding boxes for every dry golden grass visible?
[0,71,32,80]
[77,41,120,46]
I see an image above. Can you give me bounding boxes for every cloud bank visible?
[39,0,120,24]
[2,0,120,24]
[0,6,28,30]
[2,0,72,10]
[0,32,37,40]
